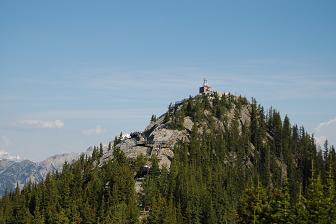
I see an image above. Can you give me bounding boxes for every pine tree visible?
[306,161,329,223]
[282,115,291,165]
[103,203,129,224]
[269,178,291,223]
[292,186,308,224]
[99,142,104,157]
[150,156,161,177]
[250,98,259,148]
[325,163,336,223]
[151,114,157,122]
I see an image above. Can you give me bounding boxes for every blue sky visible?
[0,0,336,161]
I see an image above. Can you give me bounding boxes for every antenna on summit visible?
[199,78,212,94]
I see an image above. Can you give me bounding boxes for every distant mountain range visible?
[0,150,93,196]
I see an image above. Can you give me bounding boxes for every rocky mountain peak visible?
[101,91,254,169]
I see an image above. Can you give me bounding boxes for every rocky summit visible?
[102,91,253,170]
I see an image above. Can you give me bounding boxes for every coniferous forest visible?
[1,93,336,223]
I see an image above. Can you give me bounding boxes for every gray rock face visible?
[0,159,45,196]
[100,92,255,170]
[101,112,190,169]
[0,159,15,173]
[39,152,80,172]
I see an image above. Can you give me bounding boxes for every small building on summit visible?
[199,79,212,94]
